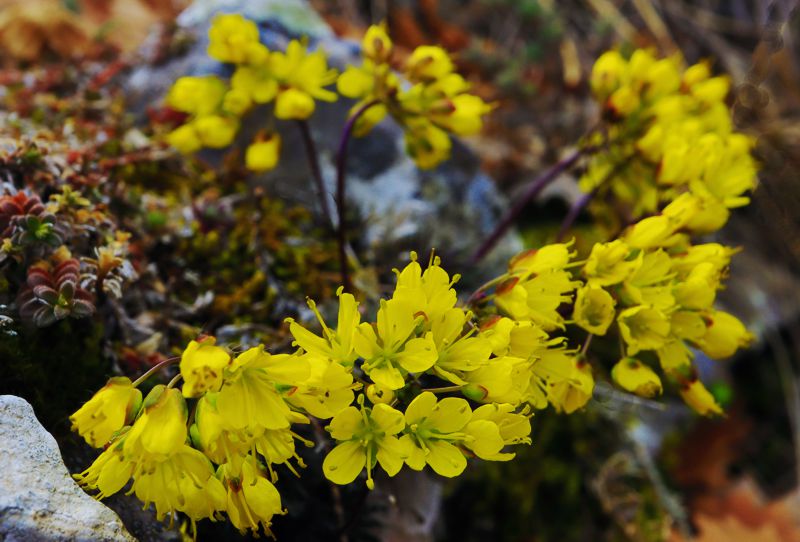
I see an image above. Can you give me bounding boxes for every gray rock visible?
[125,0,521,287]
[0,395,135,542]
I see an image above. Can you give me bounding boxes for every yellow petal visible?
[323,440,366,485]
[425,441,466,477]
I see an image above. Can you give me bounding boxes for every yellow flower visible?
[572,285,616,335]
[193,393,251,469]
[461,355,516,403]
[166,75,226,116]
[403,120,452,169]
[693,310,753,359]
[611,358,662,397]
[622,215,679,250]
[275,87,316,119]
[429,307,492,384]
[590,50,626,99]
[231,62,279,104]
[217,347,310,431]
[73,438,135,499]
[680,377,722,415]
[323,400,407,489]
[400,392,478,477]
[362,23,393,63]
[252,423,310,478]
[208,13,268,65]
[131,445,225,522]
[464,403,531,461]
[192,115,240,148]
[609,85,641,116]
[478,315,516,356]
[222,88,252,116]
[657,340,693,373]
[432,93,493,136]
[404,45,454,83]
[286,354,356,419]
[70,376,141,448]
[355,298,437,390]
[673,262,719,310]
[166,124,202,154]
[221,456,286,536]
[536,353,594,413]
[245,134,281,172]
[508,244,574,280]
[365,383,395,405]
[495,271,579,331]
[180,337,231,398]
[287,288,361,366]
[583,240,640,287]
[617,305,671,355]
[622,250,675,310]
[670,243,737,278]
[270,40,339,120]
[125,385,188,458]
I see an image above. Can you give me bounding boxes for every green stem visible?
[131,356,179,387]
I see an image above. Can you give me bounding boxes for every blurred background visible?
[1,0,799,541]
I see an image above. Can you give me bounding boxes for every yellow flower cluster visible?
[291,255,536,485]
[338,24,493,169]
[479,191,753,415]
[71,257,548,532]
[165,14,339,171]
[581,49,758,228]
[71,336,333,537]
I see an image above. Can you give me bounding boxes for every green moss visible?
[0,318,109,439]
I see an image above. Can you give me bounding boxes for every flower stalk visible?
[335,99,379,291]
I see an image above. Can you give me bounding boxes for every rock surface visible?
[0,395,135,542]
[125,0,521,287]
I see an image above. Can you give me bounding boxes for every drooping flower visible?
[680,377,722,416]
[130,445,226,523]
[245,134,281,172]
[617,305,671,355]
[70,377,142,448]
[125,385,188,458]
[220,456,286,536]
[572,285,616,335]
[180,337,231,398]
[693,309,753,359]
[216,347,310,431]
[611,358,662,397]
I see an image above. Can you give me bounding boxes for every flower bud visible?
[611,358,662,398]
[365,384,395,405]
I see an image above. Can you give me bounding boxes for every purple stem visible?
[297,120,334,229]
[555,189,596,242]
[335,99,379,292]
[470,148,584,264]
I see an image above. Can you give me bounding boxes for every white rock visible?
[0,395,135,542]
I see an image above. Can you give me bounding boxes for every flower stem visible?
[465,274,507,306]
[470,148,586,264]
[335,100,379,292]
[556,154,633,242]
[167,373,183,389]
[424,385,463,394]
[131,356,179,388]
[297,120,334,229]
[556,189,596,242]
